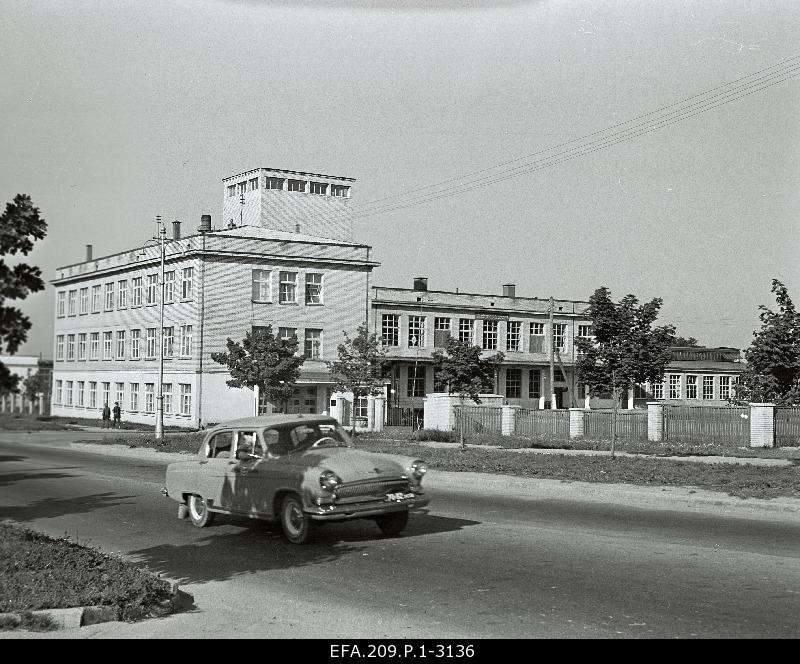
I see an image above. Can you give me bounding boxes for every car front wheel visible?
[280,495,314,544]
[188,494,215,528]
[376,510,409,537]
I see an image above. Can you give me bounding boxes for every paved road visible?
[1,434,799,639]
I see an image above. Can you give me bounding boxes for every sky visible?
[2,0,798,357]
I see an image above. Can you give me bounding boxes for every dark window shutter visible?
[434,330,451,348]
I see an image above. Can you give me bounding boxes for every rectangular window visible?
[147,275,158,305]
[529,369,541,399]
[265,177,284,190]
[304,329,322,359]
[66,334,75,361]
[145,384,155,413]
[434,317,451,348]
[552,323,567,351]
[146,328,157,358]
[507,321,521,352]
[459,319,474,344]
[702,376,714,400]
[54,380,62,405]
[669,374,682,400]
[101,382,110,407]
[117,280,128,309]
[506,368,522,399]
[180,325,192,357]
[251,269,271,302]
[287,179,306,192]
[57,291,66,317]
[104,283,114,311]
[91,285,102,313]
[131,277,143,307]
[116,330,126,359]
[162,383,173,415]
[181,267,193,300]
[89,382,97,408]
[227,184,236,197]
[180,384,192,416]
[164,271,175,303]
[278,327,297,344]
[79,288,89,315]
[237,181,247,196]
[578,324,593,340]
[130,383,139,412]
[65,381,73,406]
[407,366,426,398]
[305,273,323,304]
[279,271,297,303]
[408,316,426,347]
[115,382,124,407]
[131,329,140,359]
[90,332,99,360]
[249,177,259,191]
[77,381,85,407]
[56,335,64,361]
[381,314,399,347]
[330,184,350,197]
[685,375,698,399]
[103,332,113,360]
[68,290,77,316]
[163,326,174,359]
[309,181,328,195]
[529,322,545,352]
[652,380,664,400]
[719,376,731,400]
[78,333,87,360]
[482,320,498,350]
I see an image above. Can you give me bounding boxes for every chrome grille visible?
[335,478,410,499]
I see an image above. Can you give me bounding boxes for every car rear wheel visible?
[188,494,215,528]
[376,510,409,537]
[280,495,314,544]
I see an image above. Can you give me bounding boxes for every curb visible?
[0,584,194,632]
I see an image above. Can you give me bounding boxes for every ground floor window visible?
[180,384,192,416]
[529,369,541,399]
[407,366,426,398]
[505,368,521,399]
[162,384,172,414]
[130,383,139,412]
[145,384,155,413]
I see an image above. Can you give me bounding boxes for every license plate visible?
[385,492,415,502]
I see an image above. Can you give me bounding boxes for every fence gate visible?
[387,407,424,430]
[664,405,749,448]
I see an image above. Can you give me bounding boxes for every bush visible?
[413,429,457,442]
[0,610,59,632]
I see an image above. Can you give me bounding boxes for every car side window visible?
[235,431,262,459]
[265,427,294,457]
[208,432,233,458]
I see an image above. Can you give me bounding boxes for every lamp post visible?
[155,218,166,440]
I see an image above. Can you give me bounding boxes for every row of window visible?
[56,326,194,362]
[227,177,350,198]
[252,326,323,360]
[402,366,543,399]
[53,380,192,416]
[56,268,194,318]
[380,315,592,352]
[653,375,738,401]
[252,270,323,305]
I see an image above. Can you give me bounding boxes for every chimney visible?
[85,244,93,262]
[172,220,181,240]
[198,214,212,233]
[503,284,516,298]
[413,277,428,291]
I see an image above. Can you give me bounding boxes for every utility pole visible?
[549,296,556,409]
[155,218,166,440]
[239,192,245,227]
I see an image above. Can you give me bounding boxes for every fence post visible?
[647,402,664,442]
[367,394,376,431]
[749,403,775,448]
[501,405,519,436]
[627,388,635,410]
[569,408,585,439]
[373,395,385,432]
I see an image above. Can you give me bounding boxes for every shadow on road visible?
[0,491,138,522]
[0,454,27,463]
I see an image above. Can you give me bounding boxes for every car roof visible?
[206,414,339,432]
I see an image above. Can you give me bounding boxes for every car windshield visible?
[291,423,352,450]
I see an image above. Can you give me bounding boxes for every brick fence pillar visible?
[367,394,376,431]
[501,405,519,436]
[569,408,585,439]
[647,402,664,442]
[373,395,385,432]
[749,403,775,448]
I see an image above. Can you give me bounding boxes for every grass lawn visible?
[0,413,195,433]
[0,522,173,628]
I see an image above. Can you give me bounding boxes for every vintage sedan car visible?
[162,414,429,544]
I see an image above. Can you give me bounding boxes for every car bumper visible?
[307,493,430,521]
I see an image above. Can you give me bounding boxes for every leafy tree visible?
[575,287,675,455]
[734,280,800,405]
[0,195,47,394]
[326,323,387,431]
[666,335,700,347]
[431,337,505,404]
[22,370,51,404]
[211,326,305,410]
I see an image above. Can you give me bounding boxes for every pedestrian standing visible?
[101,403,111,429]
[112,401,122,429]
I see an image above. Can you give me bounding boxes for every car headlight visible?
[319,470,342,492]
[411,460,427,480]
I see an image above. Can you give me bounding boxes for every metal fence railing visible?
[514,408,570,442]
[663,405,749,447]
[387,407,424,430]
[775,407,800,447]
[453,405,502,435]
[583,409,648,442]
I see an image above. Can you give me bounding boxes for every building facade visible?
[0,355,52,415]
[50,169,376,427]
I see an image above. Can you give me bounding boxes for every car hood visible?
[292,447,413,483]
